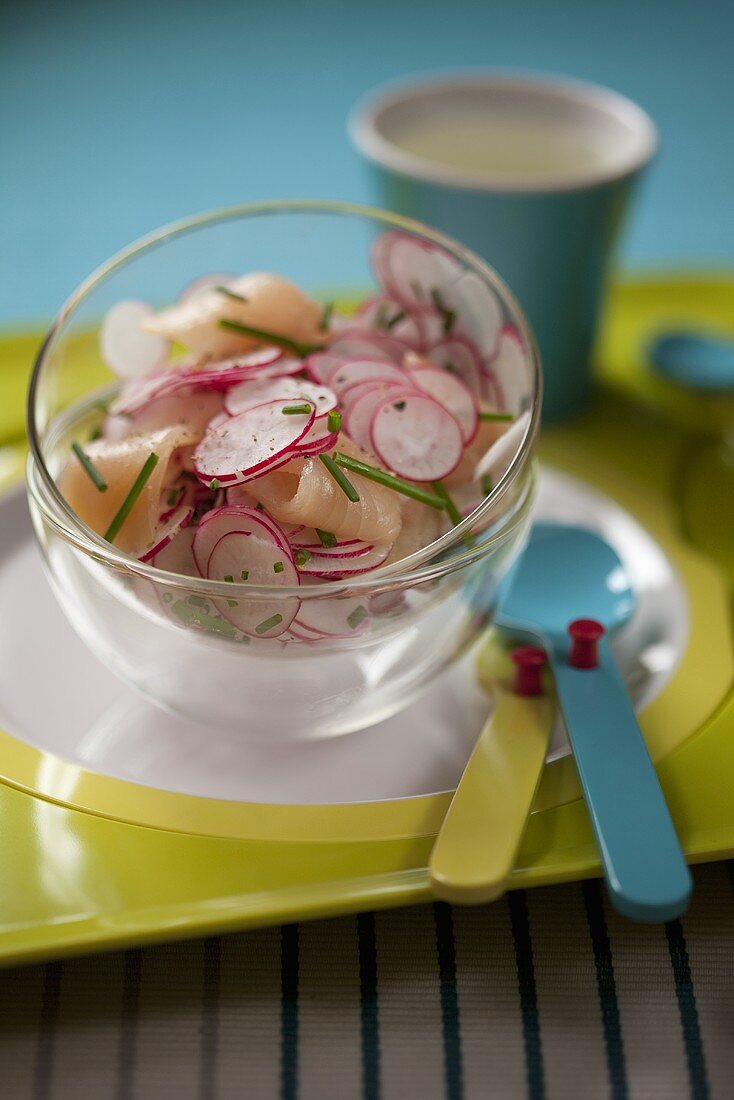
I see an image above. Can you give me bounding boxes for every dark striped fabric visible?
[1,863,732,1099]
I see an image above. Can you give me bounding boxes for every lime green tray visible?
[1,274,734,966]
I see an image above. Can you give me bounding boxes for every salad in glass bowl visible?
[27,202,540,739]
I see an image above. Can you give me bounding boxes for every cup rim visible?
[349,69,659,195]
[27,199,541,599]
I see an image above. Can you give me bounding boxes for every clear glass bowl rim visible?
[26,199,542,599]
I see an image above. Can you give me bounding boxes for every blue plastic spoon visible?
[496,522,692,922]
[649,330,734,392]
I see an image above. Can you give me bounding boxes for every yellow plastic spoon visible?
[429,641,555,905]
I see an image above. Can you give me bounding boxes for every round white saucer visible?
[0,468,687,805]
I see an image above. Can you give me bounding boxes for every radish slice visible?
[295,422,338,456]
[304,352,346,384]
[193,505,291,575]
[139,504,193,563]
[290,533,375,558]
[370,392,463,481]
[356,296,424,348]
[296,543,391,578]
[294,595,370,637]
[328,331,408,363]
[344,383,417,453]
[487,326,526,416]
[426,336,484,397]
[225,376,336,418]
[405,363,478,444]
[150,526,200,576]
[474,411,531,485]
[179,273,235,301]
[439,271,503,357]
[100,300,169,381]
[193,400,315,484]
[372,231,464,310]
[206,525,299,638]
[328,358,407,396]
[226,483,260,508]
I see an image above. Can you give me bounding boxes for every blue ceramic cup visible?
[349,72,658,421]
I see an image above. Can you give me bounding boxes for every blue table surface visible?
[2,0,733,327]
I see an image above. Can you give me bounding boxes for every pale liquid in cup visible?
[395,112,610,181]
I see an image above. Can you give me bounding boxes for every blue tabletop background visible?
[2,0,733,327]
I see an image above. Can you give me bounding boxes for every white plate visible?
[0,468,687,805]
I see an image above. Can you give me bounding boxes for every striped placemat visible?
[1,863,732,1099]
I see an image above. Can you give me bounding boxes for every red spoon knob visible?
[511,646,547,696]
[568,619,605,669]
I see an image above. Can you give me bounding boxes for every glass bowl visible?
[26,201,541,740]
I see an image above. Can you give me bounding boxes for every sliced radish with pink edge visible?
[295,423,338,456]
[304,351,346,384]
[100,300,169,381]
[193,505,291,575]
[405,363,478,445]
[294,595,371,637]
[206,529,299,639]
[291,534,375,558]
[356,296,424,348]
[370,392,464,482]
[225,483,260,508]
[372,231,464,310]
[426,336,484,396]
[193,400,315,484]
[438,271,503,358]
[327,358,407,396]
[474,411,531,485]
[151,526,200,577]
[328,330,408,363]
[179,273,235,301]
[225,376,336,418]
[486,325,526,415]
[344,383,418,452]
[296,543,391,578]
[139,504,194,563]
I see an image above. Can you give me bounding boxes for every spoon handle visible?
[550,636,692,922]
[429,692,555,904]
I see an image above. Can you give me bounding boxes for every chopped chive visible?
[481,474,494,496]
[219,318,323,357]
[273,561,285,574]
[393,400,406,411]
[385,308,407,330]
[332,453,445,510]
[293,548,311,567]
[319,453,360,503]
[444,361,458,375]
[255,613,283,635]
[410,279,425,301]
[347,605,368,629]
[241,569,249,581]
[431,481,463,526]
[316,528,337,549]
[478,411,514,422]
[171,599,236,637]
[167,488,181,507]
[255,502,265,511]
[327,409,342,433]
[214,285,249,303]
[374,302,390,330]
[209,478,222,490]
[226,598,238,607]
[431,288,456,334]
[187,595,208,608]
[71,441,107,492]
[103,452,159,543]
[281,403,313,415]
[89,427,103,443]
[319,301,334,331]
[431,288,447,312]
[442,309,456,335]
[224,574,234,583]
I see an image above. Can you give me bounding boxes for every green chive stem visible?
[214,285,249,303]
[255,613,283,635]
[71,442,107,492]
[332,452,445,510]
[319,301,334,331]
[347,605,368,629]
[385,309,407,331]
[281,403,313,415]
[431,481,463,527]
[273,561,285,573]
[241,570,249,581]
[293,548,311,567]
[316,528,337,549]
[103,452,159,543]
[171,600,236,637]
[319,453,360,503]
[219,318,323,357]
[209,478,222,490]
[481,474,494,496]
[224,574,234,583]
[327,409,342,433]
[479,411,514,422]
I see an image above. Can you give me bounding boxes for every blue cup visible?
[349,72,657,421]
